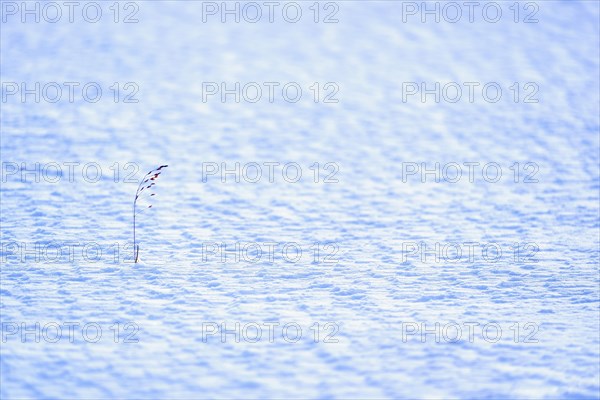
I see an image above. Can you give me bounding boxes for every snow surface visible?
[1,1,599,398]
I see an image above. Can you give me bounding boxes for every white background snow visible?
[1,1,599,398]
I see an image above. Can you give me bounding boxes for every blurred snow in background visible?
[1,1,599,398]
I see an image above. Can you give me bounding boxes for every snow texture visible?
[1,1,599,398]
